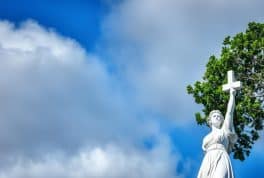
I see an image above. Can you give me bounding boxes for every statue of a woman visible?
[197,88,238,178]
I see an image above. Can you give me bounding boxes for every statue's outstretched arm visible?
[223,88,236,132]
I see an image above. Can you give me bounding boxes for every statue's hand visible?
[230,88,236,96]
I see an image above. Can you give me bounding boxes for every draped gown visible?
[197,128,237,178]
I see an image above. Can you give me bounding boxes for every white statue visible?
[197,70,242,178]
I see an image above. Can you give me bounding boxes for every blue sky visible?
[0,0,263,177]
[0,0,107,50]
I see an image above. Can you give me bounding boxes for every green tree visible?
[187,22,264,161]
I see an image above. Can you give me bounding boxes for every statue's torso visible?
[203,129,229,152]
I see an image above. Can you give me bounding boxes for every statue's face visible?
[210,112,223,129]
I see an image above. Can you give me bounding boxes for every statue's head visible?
[207,110,224,129]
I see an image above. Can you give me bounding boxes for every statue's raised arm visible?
[223,88,236,132]
[222,70,242,132]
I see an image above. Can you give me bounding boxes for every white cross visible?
[222,70,242,92]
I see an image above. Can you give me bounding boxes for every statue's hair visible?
[207,110,224,127]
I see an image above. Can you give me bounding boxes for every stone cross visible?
[222,70,242,92]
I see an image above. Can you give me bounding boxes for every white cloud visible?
[0,19,187,177]
[0,142,182,178]
[100,0,264,124]
[0,19,142,159]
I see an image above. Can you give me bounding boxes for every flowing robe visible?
[197,128,237,178]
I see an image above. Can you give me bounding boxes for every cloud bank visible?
[99,0,264,123]
[0,143,181,178]
[0,19,183,177]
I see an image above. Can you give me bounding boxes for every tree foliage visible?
[187,22,264,161]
